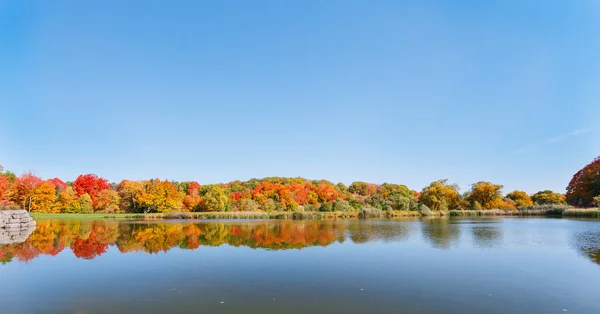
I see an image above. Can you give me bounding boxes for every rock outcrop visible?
[0,210,37,245]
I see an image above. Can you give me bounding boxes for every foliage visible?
[0,164,583,215]
[465,181,504,209]
[531,190,566,205]
[72,174,110,208]
[78,194,94,214]
[593,195,600,208]
[349,182,377,196]
[200,185,230,212]
[506,190,533,208]
[419,179,462,211]
[94,189,121,213]
[9,173,42,211]
[566,156,600,207]
[135,179,184,213]
[31,181,58,213]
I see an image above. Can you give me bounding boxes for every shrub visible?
[333,199,353,212]
[319,202,333,212]
[237,199,259,212]
[359,207,382,218]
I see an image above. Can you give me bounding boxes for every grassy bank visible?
[449,205,600,218]
[28,207,600,221]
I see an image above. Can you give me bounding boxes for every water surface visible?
[1,218,600,314]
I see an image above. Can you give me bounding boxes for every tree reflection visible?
[420,218,461,249]
[0,220,349,263]
[347,221,412,244]
[471,226,503,248]
[572,230,600,266]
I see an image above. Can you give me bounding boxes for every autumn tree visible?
[31,181,58,213]
[419,179,463,211]
[72,174,110,208]
[348,182,377,196]
[531,190,566,205]
[183,181,202,211]
[0,176,10,205]
[116,180,144,212]
[10,173,42,211]
[506,190,533,208]
[465,181,505,209]
[135,179,183,213]
[566,156,600,207]
[47,178,67,193]
[95,189,121,213]
[201,185,230,212]
[57,187,80,213]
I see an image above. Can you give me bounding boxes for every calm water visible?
[1,218,600,314]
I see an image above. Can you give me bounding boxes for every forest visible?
[0,155,598,215]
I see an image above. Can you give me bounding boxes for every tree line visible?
[0,155,598,214]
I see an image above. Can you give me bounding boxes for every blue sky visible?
[1,0,598,194]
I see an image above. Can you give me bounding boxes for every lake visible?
[1,218,600,314]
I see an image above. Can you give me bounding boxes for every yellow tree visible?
[531,190,566,205]
[57,187,79,213]
[31,181,58,213]
[465,181,504,209]
[201,185,230,212]
[419,179,462,211]
[135,179,183,213]
[116,180,144,212]
[95,189,121,213]
[506,190,533,208]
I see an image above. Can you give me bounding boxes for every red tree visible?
[72,174,110,208]
[566,156,600,207]
[47,178,67,192]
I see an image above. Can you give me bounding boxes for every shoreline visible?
[26,207,600,221]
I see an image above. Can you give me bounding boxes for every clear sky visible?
[1,0,598,194]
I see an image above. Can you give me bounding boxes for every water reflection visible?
[471,226,503,248]
[572,230,600,266]
[420,218,461,249]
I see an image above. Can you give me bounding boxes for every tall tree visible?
[10,173,42,211]
[566,156,600,207]
[72,174,110,208]
[31,181,58,213]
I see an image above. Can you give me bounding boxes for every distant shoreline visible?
[25,207,600,221]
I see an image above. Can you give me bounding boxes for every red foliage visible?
[47,178,67,192]
[0,176,9,201]
[70,232,109,259]
[566,156,600,207]
[187,181,201,195]
[72,174,110,207]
